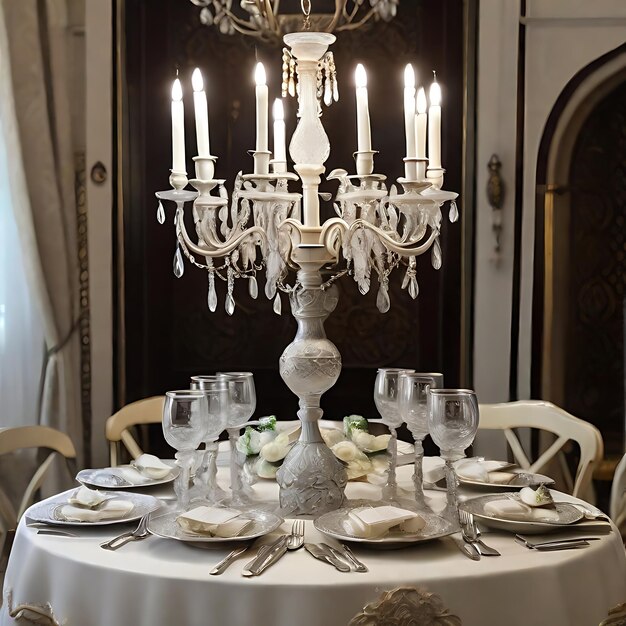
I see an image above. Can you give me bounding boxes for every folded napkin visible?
[342,505,424,538]
[484,499,560,522]
[60,499,135,522]
[133,454,173,479]
[68,485,110,508]
[176,506,250,538]
[455,459,515,483]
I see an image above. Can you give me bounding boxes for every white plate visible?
[26,489,160,527]
[148,508,283,543]
[314,500,454,547]
[460,493,584,534]
[76,461,179,489]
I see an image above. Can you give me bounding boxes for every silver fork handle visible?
[210,545,249,575]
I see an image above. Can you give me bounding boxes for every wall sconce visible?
[487,154,504,262]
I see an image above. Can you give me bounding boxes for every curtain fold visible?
[0,0,82,478]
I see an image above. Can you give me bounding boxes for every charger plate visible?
[314,500,454,548]
[460,493,584,534]
[148,509,283,543]
[77,461,179,490]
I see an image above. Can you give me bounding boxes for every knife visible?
[338,543,368,572]
[242,536,288,576]
[304,543,350,572]
[454,537,481,560]
[319,543,353,571]
[210,544,250,575]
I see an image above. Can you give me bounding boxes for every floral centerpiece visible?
[237,416,392,484]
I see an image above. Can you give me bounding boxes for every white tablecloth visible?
[2,462,625,626]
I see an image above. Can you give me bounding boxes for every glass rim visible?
[376,367,416,373]
[217,371,253,378]
[428,388,476,396]
[400,372,444,379]
[165,389,206,399]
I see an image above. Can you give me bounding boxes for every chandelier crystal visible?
[156,30,457,515]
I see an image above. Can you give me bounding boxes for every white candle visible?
[415,87,427,159]
[255,62,268,153]
[192,68,210,157]
[355,64,371,153]
[403,64,416,160]
[272,98,286,163]
[171,78,186,173]
[428,77,442,169]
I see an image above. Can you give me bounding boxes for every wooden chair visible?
[105,396,165,466]
[477,400,603,499]
[610,452,626,528]
[0,426,77,565]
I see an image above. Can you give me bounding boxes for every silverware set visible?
[100,514,152,551]
[458,509,500,558]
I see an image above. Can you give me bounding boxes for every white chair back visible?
[610,452,626,527]
[478,400,603,498]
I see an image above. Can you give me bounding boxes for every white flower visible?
[321,428,346,448]
[351,430,391,453]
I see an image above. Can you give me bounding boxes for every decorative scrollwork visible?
[348,587,462,626]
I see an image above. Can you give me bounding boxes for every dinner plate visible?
[26,489,160,527]
[147,508,283,543]
[76,461,179,489]
[314,500,454,547]
[460,493,584,534]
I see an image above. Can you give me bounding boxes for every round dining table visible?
[2,458,625,626]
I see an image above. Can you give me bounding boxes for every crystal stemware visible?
[428,389,479,525]
[399,372,444,509]
[190,375,230,503]
[373,367,415,502]
[217,372,256,505]
[162,390,207,512]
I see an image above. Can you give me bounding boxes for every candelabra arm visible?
[320,217,347,259]
[348,219,439,257]
[177,211,267,258]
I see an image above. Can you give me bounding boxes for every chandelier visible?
[156,29,457,516]
[190,0,399,41]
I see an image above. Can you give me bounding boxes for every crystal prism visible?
[401,268,410,290]
[408,276,419,299]
[273,293,282,315]
[449,200,459,223]
[173,246,184,278]
[225,294,235,316]
[248,275,258,299]
[157,201,165,224]
[431,238,442,270]
[376,284,390,313]
[207,273,217,312]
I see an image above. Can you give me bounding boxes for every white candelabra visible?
[156,32,458,515]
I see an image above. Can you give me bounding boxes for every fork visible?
[459,509,500,556]
[100,513,151,551]
[287,519,305,550]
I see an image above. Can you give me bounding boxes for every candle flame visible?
[430,80,441,106]
[255,62,266,86]
[355,63,367,88]
[172,78,183,101]
[273,98,284,121]
[404,64,415,89]
[192,68,204,92]
[416,87,427,114]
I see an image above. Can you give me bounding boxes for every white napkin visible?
[68,485,110,508]
[60,499,135,522]
[484,499,560,522]
[133,454,172,479]
[176,506,250,538]
[342,505,423,538]
[455,459,514,483]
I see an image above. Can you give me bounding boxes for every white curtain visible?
[0,0,82,484]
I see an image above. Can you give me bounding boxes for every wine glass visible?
[190,375,230,504]
[217,372,256,506]
[373,367,415,502]
[399,372,444,509]
[428,389,479,525]
[162,390,207,512]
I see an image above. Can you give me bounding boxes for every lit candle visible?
[255,62,268,153]
[355,64,371,153]
[403,64,416,180]
[192,68,210,158]
[272,98,286,163]
[428,75,442,169]
[415,87,427,159]
[171,78,186,173]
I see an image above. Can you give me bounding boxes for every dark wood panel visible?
[119,0,466,428]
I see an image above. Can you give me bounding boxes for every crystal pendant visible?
[273,293,282,315]
[408,276,419,299]
[248,275,258,299]
[207,273,217,312]
[173,246,184,278]
[156,201,165,224]
[376,283,390,313]
[401,268,411,290]
[449,200,459,223]
[324,80,332,107]
[225,293,235,316]
[431,238,442,270]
